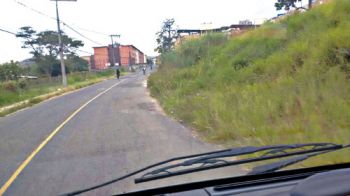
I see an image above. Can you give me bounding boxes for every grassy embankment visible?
[149,0,350,166]
[0,70,115,116]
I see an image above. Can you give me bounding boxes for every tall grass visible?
[149,0,350,166]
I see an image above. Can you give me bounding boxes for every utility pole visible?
[52,0,76,87]
[110,34,120,66]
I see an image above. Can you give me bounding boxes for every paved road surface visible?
[0,70,242,195]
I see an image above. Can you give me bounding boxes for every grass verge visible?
[0,70,116,117]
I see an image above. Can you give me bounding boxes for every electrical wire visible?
[0,28,17,36]
[12,0,105,46]
[12,0,56,21]
[69,26,109,36]
[13,0,108,36]
[62,23,103,45]
[0,27,93,55]
[76,49,93,55]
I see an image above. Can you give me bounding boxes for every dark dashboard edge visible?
[115,162,350,196]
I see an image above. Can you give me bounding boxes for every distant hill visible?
[19,58,35,68]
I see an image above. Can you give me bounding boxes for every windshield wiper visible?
[62,142,345,195]
[134,143,343,183]
[248,144,350,175]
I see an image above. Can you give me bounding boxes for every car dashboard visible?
[119,162,350,196]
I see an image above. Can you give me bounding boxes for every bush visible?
[66,55,89,72]
[2,81,18,92]
[0,61,22,81]
[18,79,28,89]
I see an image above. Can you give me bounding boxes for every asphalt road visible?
[0,70,242,195]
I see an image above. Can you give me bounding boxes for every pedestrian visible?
[116,68,120,79]
[142,66,146,75]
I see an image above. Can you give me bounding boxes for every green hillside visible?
[149,0,350,165]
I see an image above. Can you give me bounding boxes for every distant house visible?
[92,44,146,70]
[176,24,259,46]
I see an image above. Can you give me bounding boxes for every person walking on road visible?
[116,67,121,80]
[142,66,146,75]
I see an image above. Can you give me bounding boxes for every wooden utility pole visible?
[52,0,77,87]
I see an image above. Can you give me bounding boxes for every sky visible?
[0,0,309,63]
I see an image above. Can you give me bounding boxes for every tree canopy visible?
[16,26,83,58]
[155,18,179,54]
[275,0,312,10]
[16,26,85,77]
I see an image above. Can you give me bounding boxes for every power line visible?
[0,28,17,36]
[0,27,93,54]
[1,26,93,58]
[12,0,104,46]
[71,26,109,36]
[13,0,56,21]
[62,23,103,45]
[13,0,108,37]
[76,49,93,55]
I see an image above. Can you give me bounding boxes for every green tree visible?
[275,0,312,10]
[16,26,84,77]
[155,18,179,54]
[146,58,153,65]
[15,26,41,57]
[65,55,89,72]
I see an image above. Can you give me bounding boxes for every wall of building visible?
[119,45,131,66]
[135,50,140,64]
[139,52,145,64]
[93,47,110,69]
[130,46,137,65]
[93,45,146,68]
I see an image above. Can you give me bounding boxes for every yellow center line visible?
[0,78,129,195]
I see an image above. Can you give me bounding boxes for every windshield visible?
[0,0,349,195]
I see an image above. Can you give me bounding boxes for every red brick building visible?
[119,45,132,66]
[92,46,110,70]
[91,45,146,70]
[119,45,146,66]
